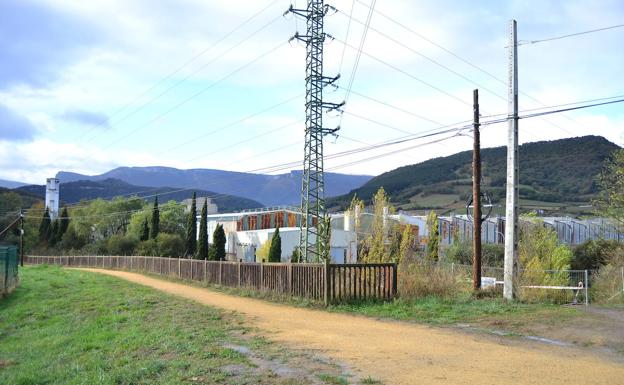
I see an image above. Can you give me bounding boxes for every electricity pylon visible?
[286,0,343,262]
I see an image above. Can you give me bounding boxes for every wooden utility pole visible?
[504,19,519,300]
[472,89,482,291]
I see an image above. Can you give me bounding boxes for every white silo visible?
[45,178,60,219]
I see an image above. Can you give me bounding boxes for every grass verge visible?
[0,266,345,385]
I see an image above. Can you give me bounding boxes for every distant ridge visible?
[56,168,373,206]
[16,178,263,212]
[0,178,27,189]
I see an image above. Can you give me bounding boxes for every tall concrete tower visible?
[45,178,60,220]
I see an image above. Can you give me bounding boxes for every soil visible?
[79,268,624,385]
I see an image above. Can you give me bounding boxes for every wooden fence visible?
[25,256,397,304]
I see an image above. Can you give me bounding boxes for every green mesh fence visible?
[0,245,19,296]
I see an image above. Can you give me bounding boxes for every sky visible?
[1,0,623,185]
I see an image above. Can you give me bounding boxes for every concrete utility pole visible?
[20,210,24,267]
[472,89,482,291]
[504,20,519,300]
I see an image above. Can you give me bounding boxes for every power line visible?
[160,93,302,157]
[518,23,624,45]
[100,40,288,150]
[336,86,445,126]
[519,98,624,119]
[341,0,376,108]
[336,7,508,103]
[72,0,281,143]
[337,0,357,77]
[355,2,582,134]
[333,36,471,107]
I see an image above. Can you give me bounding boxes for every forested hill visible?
[15,178,263,213]
[327,136,620,211]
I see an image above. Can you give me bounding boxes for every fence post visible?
[260,262,264,291]
[392,263,398,297]
[219,262,223,285]
[204,259,208,283]
[178,258,181,278]
[237,261,241,288]
[190,258,194,280]
[288,263,293,295]
[324,262,330,306]
[584,269,589,306]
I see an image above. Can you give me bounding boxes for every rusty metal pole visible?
[472,89,482,291]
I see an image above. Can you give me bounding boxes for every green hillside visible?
[328,136,619,214]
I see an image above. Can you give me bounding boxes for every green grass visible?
[327,295,579,326]
[317,373,349,385]
[0,266,303,385]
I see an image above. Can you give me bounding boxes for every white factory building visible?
[45,177,60,219]
[199,206,357,263]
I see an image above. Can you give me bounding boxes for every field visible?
[3,265,624,384]
[0,266,350,385]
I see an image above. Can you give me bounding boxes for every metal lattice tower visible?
[287,1,343,262]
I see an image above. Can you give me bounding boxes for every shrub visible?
[157,233,184,258]
[137,239,158,256]
[572,239,621,270]
[398,262,467,299]
[107,234,139,256]
[58,225,87,251]
[591,249,624,303]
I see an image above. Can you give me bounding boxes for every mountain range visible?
[56,168,373,206]
[327,135,620,214]
[16,178,263,212]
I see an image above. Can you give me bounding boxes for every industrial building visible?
[390,213,623,246]
[199,206,357,263]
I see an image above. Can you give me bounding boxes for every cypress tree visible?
[268,227,282,262]
[212,224,226,261]
[140,217,150,241]
[426,210,439,261]
[58,207,70,239]
[197,200,208,260]
[50,220,59,245]
[185,192,197,257]
[150,196,160,239]
[38,208,51,243]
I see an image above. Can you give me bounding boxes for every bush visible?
[572,239,621,270]
[398,262,466,299]
[107,234,139,256]
[136,239,158,256]
[58,226,87,251]
[157,233,184,258]
[591,248,624,303]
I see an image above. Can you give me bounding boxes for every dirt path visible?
[79,269,624,385]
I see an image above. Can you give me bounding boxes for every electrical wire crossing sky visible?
[0,0,623,184]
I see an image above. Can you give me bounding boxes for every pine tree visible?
[268,227,282,262]
[197,200,208,260]
[212,224,226,261]
[185,192,197,257]
[58,207,70,239]
[140,217,150,241]
[150,196,160,239]
[38,208,51,243]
